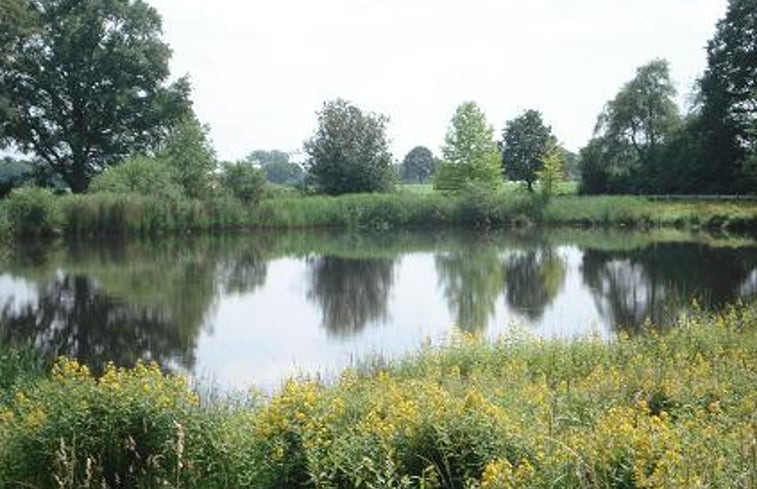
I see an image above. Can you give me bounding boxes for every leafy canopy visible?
[434,102,501,193]
[304,99,395,195]
[220,161,266,204]
[157,115,217,199]
[596,59,680,167]
[401,146,437,184]
[698,0,757,191]
[501,109,556,192]
[246,150,303,186]
[88,156,183,200]
[0,0,191,192]
[579,59,681,194]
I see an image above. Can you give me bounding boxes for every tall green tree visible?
[0,0,191,192]
[579,59,681,194]
[400,146,437,183]
[304,99,395,195]
[698,0,757,192]
[596,59,680,175]
[433,102,501,192]
[500,109,555,192]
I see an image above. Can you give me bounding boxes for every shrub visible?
[0,359,229,489]
[89,156,184,200]
[5,186,62,237]
[220,162,267,204]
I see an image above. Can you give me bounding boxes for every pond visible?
[1,228,756,390]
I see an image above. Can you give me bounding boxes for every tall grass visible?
[543,195,757,230]
[0,303,755,488]
[3,189,757,239]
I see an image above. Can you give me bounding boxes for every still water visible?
[1,229,756,390]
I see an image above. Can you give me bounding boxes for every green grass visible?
[2,187,757,240]
[0,303,754,488]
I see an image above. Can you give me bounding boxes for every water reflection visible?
[306,256,396,337]
[435,243,505,332]
[0,230,755,388]
[504,248,566,321]
[582,243,757,333]
[0,275,199,372]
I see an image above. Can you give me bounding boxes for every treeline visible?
[0,0,754,204]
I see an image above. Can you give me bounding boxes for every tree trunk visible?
[68,155,89,193]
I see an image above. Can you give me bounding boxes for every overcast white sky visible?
[146,0,728,162]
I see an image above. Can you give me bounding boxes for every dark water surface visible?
[1,229,756,390]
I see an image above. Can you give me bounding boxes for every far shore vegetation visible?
[1,0,755,242]
[2,185,757,242]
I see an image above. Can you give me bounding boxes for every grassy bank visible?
[4,187,757,239]
[1,303,754,488]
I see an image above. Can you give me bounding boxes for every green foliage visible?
[434,102,502,193]
[0,156,34,197]
[2,188,757,240]
[0,359,231,489]
[0,347,44,401]
[579,59,681,195]
[697,0,757,193]
[88,156,183,200]
[304,99,395,195]
[0,304,755,488]
[158,115,217,199]
[501,110,556,192]
[220,161,267,204]
[536,144,564,201]
[5,186,62,237]
[0,0,191,192]
[245,150,304,186]
[401,146,438,183]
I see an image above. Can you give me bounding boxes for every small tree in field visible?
[304,99,394,195]
[158,115,217,199]
[401,146,437,183]
[433,102,501,193]
[536,144,564,201]
[501,110,555,192]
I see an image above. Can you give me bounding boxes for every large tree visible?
[433,101,501,192]
[501,109,555,192]
[698,0,757,192]
[400,145,437,183]
[595,59,680,173]
[579,59,681,194]
[0,0,191,192]
[304,99,394,195]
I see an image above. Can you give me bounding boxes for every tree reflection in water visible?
[435,245,506,332]
[504,248,566,321]
[581,242,757,333]
[0,237,273,371]
[307,256,396,337]
[0,274,199,373]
